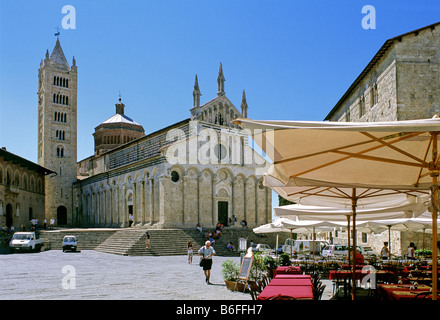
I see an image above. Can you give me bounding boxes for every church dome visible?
[93,99,145,155]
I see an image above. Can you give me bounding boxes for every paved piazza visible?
[0,250,254,300]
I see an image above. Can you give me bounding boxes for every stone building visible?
[73,64,272,229]
[0,148,53,229]
[326,21,440,123]
[37,38,78,225]
[323,22,440,255]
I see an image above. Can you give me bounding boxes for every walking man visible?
[198,241,216,284]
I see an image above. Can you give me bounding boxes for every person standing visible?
[187,241,193,264]
[407,242,416,260]
[198,241,216,284]
[380,242,390,260]
[145,232,151,249]
[49,217,55,230]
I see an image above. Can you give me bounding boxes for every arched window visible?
[53,76,56,85]
[53,94,56,103]
[14,173,20,187]
[57,147,64,157]
[56,130,59,139]
[65,96,68,106]
[66,79,68,88]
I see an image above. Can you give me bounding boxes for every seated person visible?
[354,249,364,265]
[226,242,234,251]
[213,229,222,239]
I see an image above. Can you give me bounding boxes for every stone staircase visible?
[38,227,274,257]
[40,229,119,250]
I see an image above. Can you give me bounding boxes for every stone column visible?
[149,177,154,225]
[140,180,145,225]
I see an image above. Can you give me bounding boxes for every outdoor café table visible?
[328,270,394,281]
[256,285,314,300]
[407,277,434,285]
[329,270,395,298]
[274,274,312,280]
[378,284,432,300]
[274,266,301,275]
[268,278,313,287]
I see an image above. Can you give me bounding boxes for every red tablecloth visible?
[257,285,314,300]
[268,278,313,286]
[378,284,433,300]
[274,274,312,280]
[274,266,301,275]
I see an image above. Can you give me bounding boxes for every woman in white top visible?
[407,242,415,259]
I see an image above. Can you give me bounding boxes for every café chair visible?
[248,284,259,300]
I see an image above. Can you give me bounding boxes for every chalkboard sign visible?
[238,256,253,281]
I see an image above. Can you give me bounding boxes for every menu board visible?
[238,256,253,281]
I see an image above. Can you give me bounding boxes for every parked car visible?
[251,243,275,254]
[321,244,365,258]
[274,245,284,254]
[62,235,78,252]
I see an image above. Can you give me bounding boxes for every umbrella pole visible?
[431,132,439,300]
[351,189,357,301]
[313,227,316,261]
[388,226,391,257]
[290,229,293,261]
[346,215,351,270]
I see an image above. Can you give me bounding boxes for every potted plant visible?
[415,249,432,258]
[278,253,291,266]
[221,259,248,291]
[263,254,278,278]
[221,258,261,292]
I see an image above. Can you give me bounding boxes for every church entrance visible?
[217,201,228,226]
[6,203,13,228]
[57,206,68,225]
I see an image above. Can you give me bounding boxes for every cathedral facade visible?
[35,39,271,229]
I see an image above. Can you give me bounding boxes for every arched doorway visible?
[6,203,13,228]
[57,206,68,225]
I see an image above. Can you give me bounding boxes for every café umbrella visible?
[234,116,440,299]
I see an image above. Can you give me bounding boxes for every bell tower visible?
[37,38,77,225]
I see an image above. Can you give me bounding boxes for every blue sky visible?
[1,0,439,164]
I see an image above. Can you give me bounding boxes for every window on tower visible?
[57,146,64,158]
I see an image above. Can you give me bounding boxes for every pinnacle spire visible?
[217,63,225,96]
[49,38,70,70]
[241,90,248,118]
[193,74,202,108]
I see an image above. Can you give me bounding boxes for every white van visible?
[283,239,329,255]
